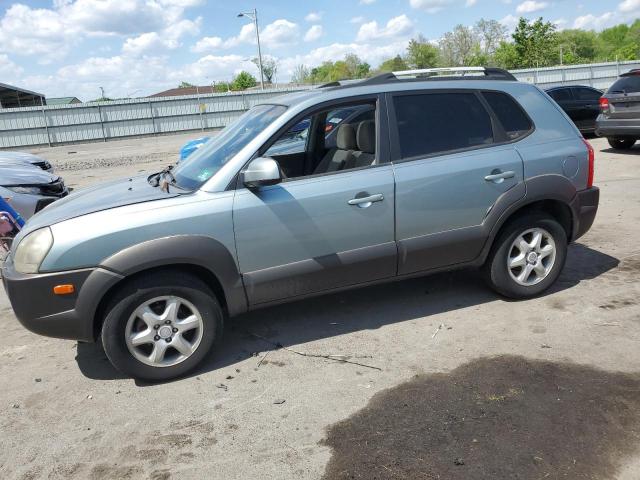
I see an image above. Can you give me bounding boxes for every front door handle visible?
[484,170,515,183]
[348,193,384,208]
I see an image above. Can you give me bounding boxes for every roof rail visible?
[320,66,517,89]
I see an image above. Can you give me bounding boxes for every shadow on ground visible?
[76,243,620,383]
[321,355,640,480]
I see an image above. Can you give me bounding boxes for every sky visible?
[0,0,637,100]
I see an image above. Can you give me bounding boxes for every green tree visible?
[231,71,257,90]
[214,81,231,92]
[178,81,195,88]
[406,35,439,68]
[512,17,558,68]
[439,25,479,66]
[556,29,598,64]
[378,55,409,72]
[291,64,311,84]
[474,19,507,56]
[493,41,520,69]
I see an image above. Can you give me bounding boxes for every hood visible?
[23,174,182,232]
[0,166,58,186]
[0,151,45,165]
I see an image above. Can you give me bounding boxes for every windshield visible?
[173,104,287,190]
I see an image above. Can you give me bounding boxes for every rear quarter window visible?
[393,92,494,160]
[482,91,533,141]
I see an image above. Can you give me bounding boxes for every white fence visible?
[1,60,638,149]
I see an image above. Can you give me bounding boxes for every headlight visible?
[5,186,42,195]
[14,228,53,274]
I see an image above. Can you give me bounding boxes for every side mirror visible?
[242,157,282,189]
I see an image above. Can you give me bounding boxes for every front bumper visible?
[2,255,123,342]
[571,187,599,241]
[595,116,640,138]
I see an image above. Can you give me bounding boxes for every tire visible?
[607,138,636,150]
[484,214,568,299]
[101,271,223,382]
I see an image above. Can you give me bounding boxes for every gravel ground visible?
[1,134,639,480]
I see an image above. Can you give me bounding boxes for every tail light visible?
[582,138,595,188]
[599,97,609,114]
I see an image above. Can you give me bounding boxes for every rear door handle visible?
[484,170,515,183]
[348,193,384,208]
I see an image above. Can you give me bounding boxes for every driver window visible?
[263,101,377,180]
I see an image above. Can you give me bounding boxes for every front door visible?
[232,96,396,305]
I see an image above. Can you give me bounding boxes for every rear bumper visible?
[2,255,123,342]
[571,187,599,241]
[596,116,640,138]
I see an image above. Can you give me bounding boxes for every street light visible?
[238,8,265,90]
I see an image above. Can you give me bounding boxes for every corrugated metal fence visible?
[0,87,307,148]
[1,60,639,148]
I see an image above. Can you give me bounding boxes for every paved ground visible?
[1,135,639,480]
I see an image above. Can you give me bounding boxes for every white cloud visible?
[191,36,224,53]
[619,0,640,13]
[0,0,201,61]
[360,0,376,4]
[356,14,414,42]
[573,12,616,29]
[305,11,323,22]
[223,19,299,49]
[466,0,477,5]
[350,16,366,24]
[304,25,324,42]
[409,0,454,14]
[553,18,567,29]
[500,14,519,31]
[0,54,24,85]
[121,17,200,56]
[260,19,301,48]
[516,0,548,13]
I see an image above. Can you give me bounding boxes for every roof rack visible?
[318,66,516,89]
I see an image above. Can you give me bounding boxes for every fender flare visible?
[99,235,248,317]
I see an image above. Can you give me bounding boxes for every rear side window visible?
[482,91,533,140]
[547,88,572,102]
[573,87,602,101]
[393,92,493,159]
[608,75,640,93]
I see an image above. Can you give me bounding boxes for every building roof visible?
[148,85,219,98]
[46,96,82,105]
[0,82,45,108]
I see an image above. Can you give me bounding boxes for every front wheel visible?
[607,138,636,150]
[484,214,568,299]
[101,272,223,381]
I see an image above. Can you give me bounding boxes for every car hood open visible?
[22,174,182,233]
[0,166,58,186]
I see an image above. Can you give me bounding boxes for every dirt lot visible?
[1,134,639,480]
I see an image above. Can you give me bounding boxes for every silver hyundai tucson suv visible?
[2,67,599,381]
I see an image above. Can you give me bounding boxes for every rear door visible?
[389,89,527,275]
[571,87,602,130]
[548,88,581,126]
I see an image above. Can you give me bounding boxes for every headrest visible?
[336,124,357,150]
[357,121,375,154]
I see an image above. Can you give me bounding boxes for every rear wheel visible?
[607,138,636,150]
[101,272,223,381]
[484,214,567,299]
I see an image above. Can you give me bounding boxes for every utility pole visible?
[238,8,265,90]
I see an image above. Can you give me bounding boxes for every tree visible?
[406,35,439,68]
[252,57,278,83]
[378,55,409,72]
[493,41,520,69]
[556,29,598,64]
[439,25,479,66]
[178,81,195,88]
[344,54,371,78]
[308,55,371,83]
[231,71,257,90]
[291,64,311,84]
[215,81,232,92]
[512,17,558,68]
[474,19,507,56]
